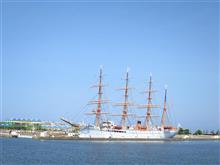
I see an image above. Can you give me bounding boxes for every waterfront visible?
[1,138,219,165]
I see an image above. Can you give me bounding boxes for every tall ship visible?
[71,67,177,140]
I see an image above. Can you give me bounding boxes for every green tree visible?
[210,130,215,135]
[178,128,191,135]
[178,128,184,135]
[193,129,203,135]
[184,129,190,135]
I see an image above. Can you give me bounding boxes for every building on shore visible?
[0,118,70,131]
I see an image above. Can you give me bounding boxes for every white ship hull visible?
[79,126,177,140]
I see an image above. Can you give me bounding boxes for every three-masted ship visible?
[79,67,177,140]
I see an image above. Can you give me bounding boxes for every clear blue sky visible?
[1,1,219,131]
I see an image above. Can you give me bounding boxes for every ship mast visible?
[146,75,153,130]
[112,69,134,129]
[86,66,109,127]
[95,67,103,127]
[137,74,160,130]
[161,88,167,128]
[121,70,129,129]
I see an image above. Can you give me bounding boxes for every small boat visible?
[18,135,33,139]
[10,131,18,138]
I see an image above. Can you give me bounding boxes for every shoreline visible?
[0,129,219,141]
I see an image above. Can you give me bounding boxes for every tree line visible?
[178,128,220,135]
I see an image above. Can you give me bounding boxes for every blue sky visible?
[1,1,219,131]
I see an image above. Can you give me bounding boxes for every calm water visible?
[0,138,219,165]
